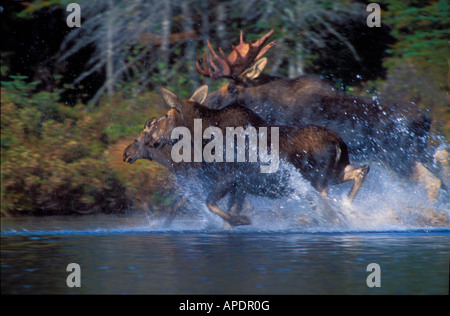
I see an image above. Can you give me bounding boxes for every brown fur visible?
[124,86,369,227]
[204,74,432,178]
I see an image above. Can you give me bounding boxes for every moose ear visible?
[144,117,157,129]
[160,87,183,111]
[189,85,208,104]
[243,57,267,80]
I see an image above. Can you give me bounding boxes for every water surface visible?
[1,215,449,295]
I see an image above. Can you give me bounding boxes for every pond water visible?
[1,214,449,295]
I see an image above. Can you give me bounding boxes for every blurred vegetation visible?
[1,77,175,216]
[1,0,448,216]
[361,0,450,137]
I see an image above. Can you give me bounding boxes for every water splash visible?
[1,163,448,236]
[158,163,449,233]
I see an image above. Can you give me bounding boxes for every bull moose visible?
[124,85,369,227]
[196,30,445,200]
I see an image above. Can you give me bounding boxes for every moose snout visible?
[123,152,135,164]
[123,146,136,164]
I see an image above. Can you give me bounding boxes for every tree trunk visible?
[288,43,304,78]
[182,1,199,89]
[216,3,227,49]
[159,0,172,78]
[269,38,285,76]
[201,1,210,49]
[105,0,114,96]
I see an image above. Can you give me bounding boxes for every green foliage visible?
[381,0,449,88]
[93,81,168,143]
[16,0,70,17]
[364,0,450,137]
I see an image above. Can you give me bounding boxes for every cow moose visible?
[124,114,255,226]
[122,115,200,225]
[196,30,445,200]
[124,85,369,227]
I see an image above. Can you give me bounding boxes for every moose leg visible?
[229,190,245,217]
[410,146,448,201]
[228,190,252,225]
[163,196,188,227]
[312,180,342,223]
[319,188,329,199]
[412,161,442,201]
[206,185,250,226]
[241,197,254,214]
[341,164,370,201]
[434,147,448,187]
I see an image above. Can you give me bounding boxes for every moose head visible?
[123,85,209,167]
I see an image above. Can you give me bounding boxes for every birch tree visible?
[56,0,368,103]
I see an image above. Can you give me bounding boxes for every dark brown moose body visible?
[205,77,431,177]
[197,30,442,199]
[124,86,369,227]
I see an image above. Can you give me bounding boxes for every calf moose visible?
[124,86,369,227]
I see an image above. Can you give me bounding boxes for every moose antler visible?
[196,29,275,80]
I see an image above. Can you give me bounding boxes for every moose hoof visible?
[229,215,251,226]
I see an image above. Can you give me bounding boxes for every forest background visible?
[1,0,449,216]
